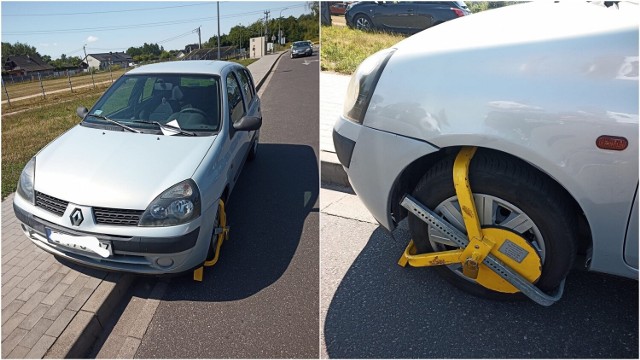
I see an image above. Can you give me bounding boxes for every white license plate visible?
[45,229,113,258]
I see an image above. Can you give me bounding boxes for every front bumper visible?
[333,115,439,230]
[13,195,215,274]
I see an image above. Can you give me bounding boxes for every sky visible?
[0,1,311,59]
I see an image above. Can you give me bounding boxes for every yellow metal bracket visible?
[452,147,495,278]
[194,199,229,282]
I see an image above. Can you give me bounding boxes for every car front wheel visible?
[407,149,578,300]
[354,14,373,31]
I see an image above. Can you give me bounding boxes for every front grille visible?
[35,192,68,216]
[93,207,143,226]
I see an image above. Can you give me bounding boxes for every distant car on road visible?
[334,2,638,299]
[330,2,348,16]
[291,41,313,58]
[345,1,470,34]
[13,60,262,274]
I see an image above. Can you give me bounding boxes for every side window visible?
[98,77,136,115]
[236,69,254,105]
[226,73,245,124]
[140,77,157,102]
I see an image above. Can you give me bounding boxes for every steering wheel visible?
[178,107,208,118]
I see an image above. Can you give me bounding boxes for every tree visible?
[1,41,42,63]
[308,1,319,17]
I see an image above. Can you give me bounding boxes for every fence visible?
[1,67,126,107]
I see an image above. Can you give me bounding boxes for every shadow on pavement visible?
[324,226,639,359]
[158,143,319,302]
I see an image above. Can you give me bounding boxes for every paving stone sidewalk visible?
[1,194,133,358]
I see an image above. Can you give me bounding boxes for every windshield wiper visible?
[87,114,141,133]
[132,120,196,136]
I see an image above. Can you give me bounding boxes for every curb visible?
[255,51,288,91]
[45,273,134,358]
[320,151,351,188]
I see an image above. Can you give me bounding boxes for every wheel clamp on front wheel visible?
[193,199,230,282]
[397,147,566,306]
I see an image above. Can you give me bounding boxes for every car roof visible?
[126,60,240,76]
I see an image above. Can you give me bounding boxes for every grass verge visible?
[231,58,259,67]
[2,87,106,199]
[321,25,405,74]
[2,69,126,101]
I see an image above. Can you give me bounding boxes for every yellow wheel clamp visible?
[194,199,230,281]
[398,147,565,306]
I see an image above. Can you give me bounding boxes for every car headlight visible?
[139,179,201,227]
[17,157,36,205]
[343,48,396,124]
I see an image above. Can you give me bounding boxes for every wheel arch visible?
[389,146,593,268]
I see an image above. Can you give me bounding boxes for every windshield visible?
[293,42,309,48]
[84,74,221,135]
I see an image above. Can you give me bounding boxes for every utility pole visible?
[83,44,95,89]
[278,8,288,47]
[198,26,202,49]
[217,2,221,60]
[264,10,270,55]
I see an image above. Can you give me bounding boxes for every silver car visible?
[13,60,262,274]
[333,2,638,300]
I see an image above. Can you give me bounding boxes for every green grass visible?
[2,89,105,199]
[321,25,405,74]
[231,58,258,67]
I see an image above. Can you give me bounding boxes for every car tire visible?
[353,14,373,31]
[407,149,577,300]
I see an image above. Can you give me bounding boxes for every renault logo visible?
[70,208,84,226]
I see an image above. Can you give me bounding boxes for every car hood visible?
[34,125,216,210]
[393,1,638,56]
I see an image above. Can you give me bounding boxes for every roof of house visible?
[88,52,132,63]
[4,54,54,72]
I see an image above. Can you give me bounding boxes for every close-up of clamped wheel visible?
[400,147,579,306]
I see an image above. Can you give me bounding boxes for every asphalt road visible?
[320,186,638,359]
[116,53,320,358]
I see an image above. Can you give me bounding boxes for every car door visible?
[375,2,417,33]
[225,70,249,186]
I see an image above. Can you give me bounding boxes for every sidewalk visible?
[0,52,285,359]
[319,72,351,187]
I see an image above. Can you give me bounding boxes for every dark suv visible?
[345,1,470,34]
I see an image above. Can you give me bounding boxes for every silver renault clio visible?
[13,60,261,274]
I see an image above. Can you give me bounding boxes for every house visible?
[184,44,200,53]
[84,52,133,71]
[3,54,55,77]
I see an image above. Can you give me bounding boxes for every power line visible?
[1,3,211,17]
[3,5,306,36]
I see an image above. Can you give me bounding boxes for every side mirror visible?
[76,106,89,119]
[233,115,262,132]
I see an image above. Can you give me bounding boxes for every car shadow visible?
[324,226,639,359]
[156,142,319,302]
